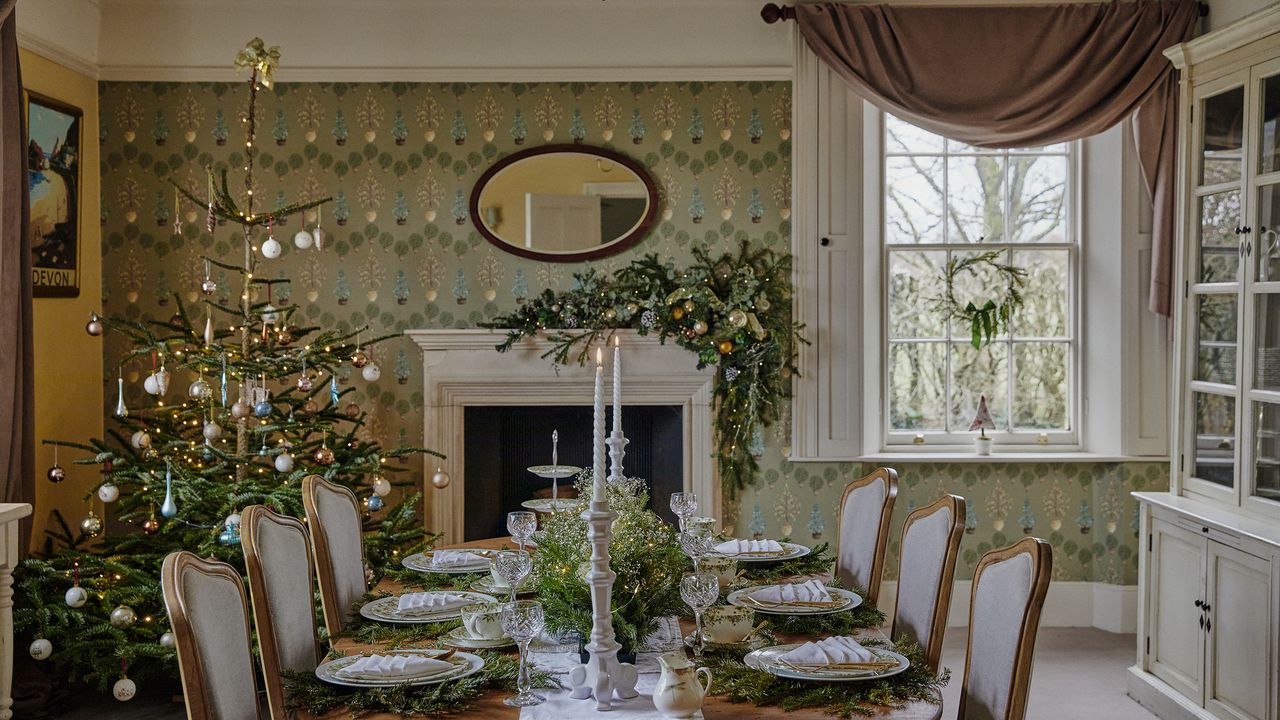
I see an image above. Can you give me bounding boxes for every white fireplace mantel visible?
[406,328,718,544]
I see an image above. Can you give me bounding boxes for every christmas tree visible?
[152,109,169,146]
[747,107,763,144]
[391,109,409,145]
[393,268,410,305]
[511,267,528,304]
[569,108,587,143]
[14,39,442,695]
[452,268,470,304]
[450,109,468,145]
[211,109,229,146]
[451,189,468,225]
[688,186,705,223]
[628,108,645,144]
[332,108,349,145]
[332,189,350,225]
[747,187,765,224]
[688,107,704,144]
[392,189,410,225]
[272,108,289,145]
[510,109,528,145]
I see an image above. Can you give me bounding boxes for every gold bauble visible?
[314,446,335,466]
[350,350,369,368]
[344,402,361,418]
[142,516,161,535]
[302,400,319,414]
[692,320,709,335]
[683,300,696,312]
[718,340,734,354]
[728,309,748,328]
[672,307,685,320]
[431,469,451,489]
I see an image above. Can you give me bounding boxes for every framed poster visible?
[25,91,82,297]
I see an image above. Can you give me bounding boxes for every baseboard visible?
[876,580,1137,633]
[1127,666,1215,720]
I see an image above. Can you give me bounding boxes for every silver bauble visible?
[110,605,137,628]
[372,476,391,496]
[361,364,381,382]
[274,452,294,473]
[159,632,176,648]
[80,513,102,537]
[47,464,66,483]
[86,313,105,336]
[189,378,212,399]
[202,421,222,441]
[431,469,451,489]
[231,400,252,419]
[29,638,52,660]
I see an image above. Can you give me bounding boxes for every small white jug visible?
[653,652,712,719]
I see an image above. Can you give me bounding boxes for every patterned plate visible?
[708,541,810,563]
[726,585,862,616]
[315,649,485,688]
[527,464,582,479]
[358,591,498,625]
[441,626,516,650]
[401,551,491,575]
[744,644,909,682]
[520,498,580,513]
[471,574,535,596]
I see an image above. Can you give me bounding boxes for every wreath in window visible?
[932,250,1028,349]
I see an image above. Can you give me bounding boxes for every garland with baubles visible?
[484,241,804,495]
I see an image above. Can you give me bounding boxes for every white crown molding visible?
[1164,3,1280,70]
[98,64,793,83]
[16,28,100,79]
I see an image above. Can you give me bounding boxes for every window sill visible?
[805,451,1170,464]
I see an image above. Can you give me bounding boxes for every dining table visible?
[309,536,943,720]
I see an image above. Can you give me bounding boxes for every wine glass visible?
[670,491,698,532]
[500,600,546,707]
[679,525,715,572]
[507,511,537,552]
[680,572,720,661]
[494,550,533,602]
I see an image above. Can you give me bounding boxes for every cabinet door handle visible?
[1205,617,1211,633]
[1242,226,1253,234]
[1202,603,1210,612]
[1194,599,1203,608]
[1199,614,1205,629]
[819,237,831,247]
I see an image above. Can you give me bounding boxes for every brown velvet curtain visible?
[0,0,34,551]
[796,1,1200,315]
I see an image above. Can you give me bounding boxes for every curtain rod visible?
[760,2,1209,23]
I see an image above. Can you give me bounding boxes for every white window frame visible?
[876,112,1084,449]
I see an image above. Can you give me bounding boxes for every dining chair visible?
[160,551,262,720]
[242,505,323,719]
[834,467,898,605]
[301,474,367,638]
[890,494,966,671]
[959,537,1053,720]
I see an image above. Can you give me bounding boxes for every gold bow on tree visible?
[234,37,281,88]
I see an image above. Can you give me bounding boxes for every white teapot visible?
[653,652,712,719]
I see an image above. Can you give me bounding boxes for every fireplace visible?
[406,329,718,544]
[463,405,683,540]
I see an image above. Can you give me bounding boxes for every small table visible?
[315,537,942,720]
[0,504,31,720]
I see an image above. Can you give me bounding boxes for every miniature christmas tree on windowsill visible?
[969,394,996,455]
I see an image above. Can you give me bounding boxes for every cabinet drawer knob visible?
[819,237,831,247]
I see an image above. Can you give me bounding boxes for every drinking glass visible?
[500,600,546,707]
[679,525,715,572]
[670,492,698,532]
[680,572,720,661]
[507,511,538,552]
[494,550,533,602]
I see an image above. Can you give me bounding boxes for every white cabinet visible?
[1206,541,1272,720]
[1150,519,1206,703]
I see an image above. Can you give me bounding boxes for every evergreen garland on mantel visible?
[483,241,804,496]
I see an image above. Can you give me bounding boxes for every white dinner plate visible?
[708,541,810,563]
[521,497,580,513]
[726,585,862,616]
[441,626,516,650]
[358,591,497,624]
[401,550,491,575]
[743,643,909,682]
[315,649,484,688]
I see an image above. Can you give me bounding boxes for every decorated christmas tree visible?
[332,108,349,145]
[392,189,410,225]
[747,107,764,144]
[688,107,704,144]
[569,108,587,143]
[628,108,645,144]
[391,109,409,145]
[272,108,289,145]
[510,109,528,145]
[211,109,229,146]
[14,39,441,696]
[450,109,468,145]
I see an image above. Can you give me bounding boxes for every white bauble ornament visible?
[274,452,294,473]
[142,374,159,395]
[159,632,176,648]
[372,476,391,496]
[29,638,52,660]
[65,585,87,608]
[261,304,279,325]
[131,430,151,449]
[189,378,212,399]
[202,421,222,441]
[293,229,314,250]
[113,677,137,702]
[312,227,325,250]
[110,605,137,628]
[431,469,451,489]
[361,364,381,382]
[97,483,120,503]
[261,235,282,259]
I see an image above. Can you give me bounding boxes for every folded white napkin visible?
[335,653,453,681]
[779,636,876,665]
[430,549,483,568]
[396,592,471,613]
[715,538,784,554]
[749,579,833,604]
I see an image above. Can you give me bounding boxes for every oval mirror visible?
[470,144,658,262]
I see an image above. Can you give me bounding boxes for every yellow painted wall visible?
[20,49,103,552]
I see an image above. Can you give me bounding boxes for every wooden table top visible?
[315,537,942,720]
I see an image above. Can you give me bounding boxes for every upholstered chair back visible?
[960,537,1053,720]
[891,494,966,670]
[242,505,322,719]
[161,551,262,720]
[835,467,898,604]
[302,474,367,638]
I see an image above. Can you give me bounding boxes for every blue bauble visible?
[367,495,384,512]
[253,401,272,418]
[218,528,241,546]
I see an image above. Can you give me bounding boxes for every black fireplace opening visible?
[463,405,683,541]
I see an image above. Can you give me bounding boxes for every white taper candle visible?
[593,347,605,503]
[612,335,622,436]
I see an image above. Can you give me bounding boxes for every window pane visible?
[888,251,945,338]
[1192,391,1235,488]
[1200,87,1243,186]
[945,138,1000,154]
[1195,294,1237,384]
[947,155,1005,242]
[1199,190,1240,283]
[1012,249,1069,337]
[1258,184,1280,282]
[885,115,944,154]
[1252,401,1280,502]
[1262,73,1280,175]
[1013,342,1069,430]
[1255,293,1280,391]
[888,342,946,431]
[1008,155,1068,243]
[950,342,1008,431]
[886,156,944,244]
[947,249,1010,339]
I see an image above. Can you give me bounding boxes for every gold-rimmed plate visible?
[316,649,484,688]
[726,585,861,616]
[709,541,810,563]
[743,644,908,682]
[402,551,491,575]
[358,591,497,625]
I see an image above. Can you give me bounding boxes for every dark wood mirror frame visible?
[469,144,659,263]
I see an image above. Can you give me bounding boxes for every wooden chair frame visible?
[160,551,261,720]
[890,494,966,671]
[834,466,899,605]
[958,536,1053,720]
[242,505,323,720]
[301,474,366,639]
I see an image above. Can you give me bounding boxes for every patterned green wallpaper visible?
[96,79,1165,585]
